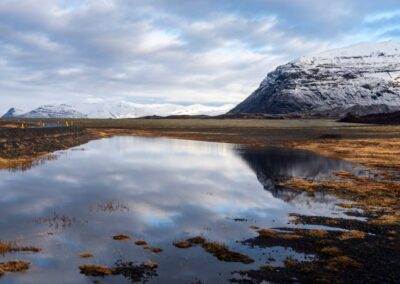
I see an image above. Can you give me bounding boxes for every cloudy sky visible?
[1,0,399,113]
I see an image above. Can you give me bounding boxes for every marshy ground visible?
[0,118,399,283]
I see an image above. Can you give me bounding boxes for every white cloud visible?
[0,0,399,113]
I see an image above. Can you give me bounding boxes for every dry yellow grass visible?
[281,171,400,225]
[0,241,41,255]
[338,230,366,241]
[150,247,163,253]
[257,228,303,239]
[320,246,343,256]
[283,258,299,267]
[201,241,254,264]
[187,236,206,244]
[144,261,158,270]
[173,241,192,249]
[291,138,400,170]
[79,252,94,258]
[0,260,30,272]
[324,256,361,272]
[79,264,114,276]
[304,229,328,238]
[112,234,131,241]
[134,240,148,246]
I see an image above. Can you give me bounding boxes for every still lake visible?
[0,136,359,283]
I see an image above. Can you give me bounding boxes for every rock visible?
[230,41,400,117]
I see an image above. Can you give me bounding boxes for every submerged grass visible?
[174,237,254,264]
[79,264,113,276]
[149,247,163,253]
[112,234,131,241]
[0,260,31,273]
[201,242,254,264]
[79,260,158,281]
[281,171,400,225]
[79,252,94,258]
[134,240,148,246]
[258,228,303,239]
[0,241,41,255]
[173,241,192,249]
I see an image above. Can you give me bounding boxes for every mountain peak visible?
[230,41,400,116]
[1,102,235,119]
[2,107,25,118]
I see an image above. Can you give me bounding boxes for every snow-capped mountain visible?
[2,102,235,119]
[16,104,88,118]
[230,41,400,116]
[76,100,235,118]
[1,107,25,118]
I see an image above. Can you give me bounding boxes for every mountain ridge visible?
[2,102,235,119]
[230,41,400,116]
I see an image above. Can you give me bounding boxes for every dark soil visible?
[340,112,400,125]
[113,259,158,282]
[232,214,400,283]
[79,259,158,282]
[175,237,254,264]
[0,127,93,159]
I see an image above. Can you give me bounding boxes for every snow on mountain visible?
[2,102,235,119]
[73,101,234,118]
[230,41,400,116]
[1,107,25,118]
[19,104,87,118]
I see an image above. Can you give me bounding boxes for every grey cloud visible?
[0,0,399,113]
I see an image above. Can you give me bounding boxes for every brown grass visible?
[79,264,114,276]
[0,260,30,272]
[112,234,131,241]
[173,237,254,264]
[0,241,41,255]
[257,228,303,239]
[144,261,158,270]
[150,247,163,253]
[288,138,400,225]
[283,258,299,267]
[338,230,366,241]
[281,171,400,225]
[201,241,254,264]
[336,202,356,209]
[304,229,328,238]
[291,138,400,170]
[320,246,343,256]
[134,240,148,246]
[173,241,192,249]
[79,252,94,258]
[324,256,362,272]
[187,236,206,244]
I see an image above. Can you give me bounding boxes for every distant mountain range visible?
[230,41,400,116]
[2,102,235,119]
[4,41,400,119]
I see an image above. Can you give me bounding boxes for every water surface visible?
[0,136,359,283]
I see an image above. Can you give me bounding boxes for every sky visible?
[1,0,400,113]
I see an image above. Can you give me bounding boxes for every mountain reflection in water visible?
[236,147,359,206]
[0,136,359,283]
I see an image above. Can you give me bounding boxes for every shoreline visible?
[1,119,400,170]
